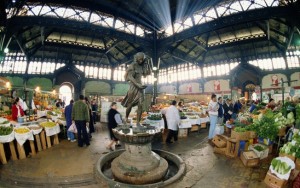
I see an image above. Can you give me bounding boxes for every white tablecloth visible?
[37,110,47,118]
[145,119,165,129]
[45,124,60,136]
[15,130,34,146]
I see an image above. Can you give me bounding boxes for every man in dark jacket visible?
[106,102,122,151]
[223,99,233,123]
[217,97,224,124]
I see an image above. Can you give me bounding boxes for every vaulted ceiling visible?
[1,0,300,69]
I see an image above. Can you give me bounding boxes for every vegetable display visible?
[14,127,30,134]
[40,122,56,128]
[0,126,13,135]
[147,114,162,121]
[254,145,265,152]
[271,158,292,175]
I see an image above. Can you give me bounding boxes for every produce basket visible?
[14,127,34,146]
[269,157,295,180]
[279,153,296,162]
[0,126,14,143]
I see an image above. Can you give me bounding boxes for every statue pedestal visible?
[111,143,168,184]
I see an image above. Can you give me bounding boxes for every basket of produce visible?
[249,144,269,159]
[14,127,34,146]
[40,121,60,136]
[28,124,43,135]
[0,126,14,143]
[0,117,10,127]
[270,157,295,180]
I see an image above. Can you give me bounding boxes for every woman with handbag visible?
[208,94,219,141]
[65,100,76,142]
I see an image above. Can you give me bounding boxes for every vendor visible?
[266,98,276,110]
[177,101,184,112]
[12,97,25,121]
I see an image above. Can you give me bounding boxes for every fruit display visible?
[28,124,43,130]
[0,126,13,135]
[14,127,30,134]
[40,121,56,128]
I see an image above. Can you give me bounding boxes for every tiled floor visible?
[0,123,273,187]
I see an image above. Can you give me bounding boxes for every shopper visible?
[107,102,122,151]
[217,97,224,124]
[208,94,219,141]
[65,99,76,142]
[56,99,63,108]
[91,99,98,124]
[12,97,25,121]
[223,99,233,123]
[72,95,90,147]
[165,100,180,144]
[84,97,95,134]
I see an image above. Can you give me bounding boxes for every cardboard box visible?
[249,144,269,159]
[178,128,188,138]
[289,169,300,181]
[264,170,287,188]
[200,123,207,128]
[213,147,226,155]
[240,151,259,167]
[212,135,228,148]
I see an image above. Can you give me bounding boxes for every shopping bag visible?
[214,124,224,135]
[86,126,90,133]
[68,123,77,134]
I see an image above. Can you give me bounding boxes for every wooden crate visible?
[212,135,228,148]
[178,128,188,138]
[190,125,199,132]
[213,147,226,155]
[264,170,287,188]
[296,158,300,170]
[200,123,207,129]
[231,130,249,140]
[226,138,239,158]
[240,151,259,167]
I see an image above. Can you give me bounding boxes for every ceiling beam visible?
[6,16,152,48]
[158,6,294,51]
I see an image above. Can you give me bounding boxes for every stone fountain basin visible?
[112,127,162,145]
[95,149,186,188]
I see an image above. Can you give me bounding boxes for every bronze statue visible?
[121,52,152,125]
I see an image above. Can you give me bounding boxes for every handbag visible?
[68,123,77,134]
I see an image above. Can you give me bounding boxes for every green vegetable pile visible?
[279,142,297,156]
[0,126,13,136]
[234,127,247,132]
[147,114,162,121]
[296,104,300,129]
[254,145,265,152]
[254,109,279,141]
[271,158,291,175]
[0,120,10,125]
